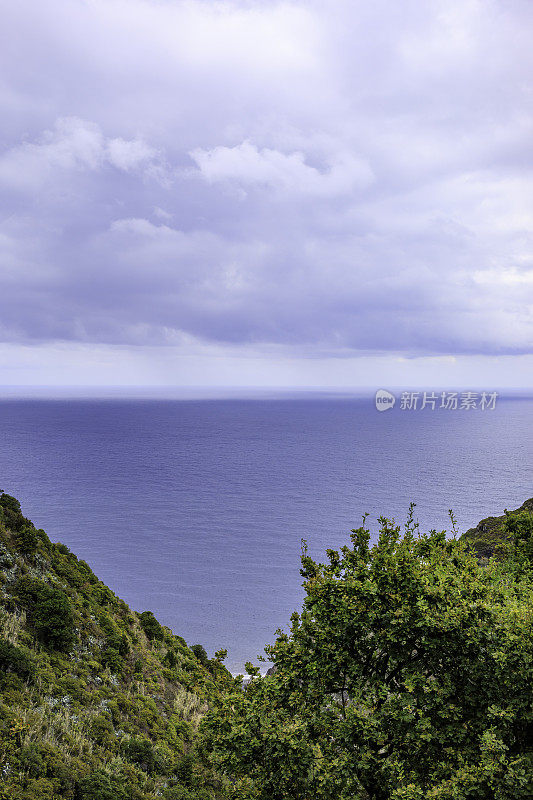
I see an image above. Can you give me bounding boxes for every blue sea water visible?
[0,393,531,673]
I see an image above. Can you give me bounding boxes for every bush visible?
[174,754,195,786]
[123,736,155,772]
[88,715,115,747]
[504,509,533,570]
[163,787,209,800]
[0,493,31,532]
[138,610,164,641]
[204,515,533,799]
[19,743,45,778]
[105,631,129,657]
[0,639,34,680]
[76,770,126,800]
[0,493,21,513]
[10,577,76,651]
[17,741,74,791]
[15,777,57,799]
[33,587,76,650]
[190,644,209,667]
[14,525,39,555]
[101,646,123,672]
[0,542,14,569]
[165,649,178,668]
[153,742,176,775]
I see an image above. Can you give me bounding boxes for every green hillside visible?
[0,492,237,800]
[1,491,532,800]
[461,497,533,559]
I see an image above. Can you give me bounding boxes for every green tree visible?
[76,770,126,800]
[0,493,22,513]
[10,577,76,651]
[0,492,30,532]
[0,640,34,680]
[123,736,155,773]
[191,644,209,667]
[503,509,533,573]
[202,513,533,800]
[138,610,164,641]
[14,524,39,554]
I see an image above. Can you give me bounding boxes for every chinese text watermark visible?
[375,390,498,412]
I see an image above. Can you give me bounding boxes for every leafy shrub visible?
[19,742,46,777]
[163,788,191,800]
[14,525,39,555]
[101,645,123,672]
[89,715,115,747]
[15,776,58,799]
[76,770,126,800]
[174,754,195,786]
[0,493,21,513]
[36,528,51,546]
[0,493,31,532]
[57,675,88,704]
[36,742,74,782]
[190,644,209,667]
[0,639,34,680]
[139,610,164,641]
[504,509,533,570]
[204,514,533,800]
[78,559,98,584]
[153,742,175,775]
[165,649,178,668]
[123,736,155,772]
[10,576,76,651]
[105,631,129,657]
[0,542,14,568]
[163,786,210,800]
[17,741,75,792]
[32,588,76,650]
[92,584,115,606]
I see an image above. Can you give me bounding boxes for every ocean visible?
[0,393,531,673]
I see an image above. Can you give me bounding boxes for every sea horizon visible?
[1,393,531,674]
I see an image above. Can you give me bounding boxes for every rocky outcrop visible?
[461,497,533,559]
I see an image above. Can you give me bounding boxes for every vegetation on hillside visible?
[1,491,532,799]
[0,491,238,800]
[203,504,533,799]
[461,498,533,560]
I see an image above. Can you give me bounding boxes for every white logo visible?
[375,389,396,411]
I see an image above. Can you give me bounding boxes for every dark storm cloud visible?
[0,0,532,358]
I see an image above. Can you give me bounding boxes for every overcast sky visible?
[0,0,532,390]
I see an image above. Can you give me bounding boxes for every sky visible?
[0,0,532,391]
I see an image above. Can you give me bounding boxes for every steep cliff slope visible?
[461,497,533,559]
[0,491,235,800]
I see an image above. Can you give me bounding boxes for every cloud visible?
[0,118,103,191]
[0,0,532,375]
[190,141,374,197]
[106,137,158,172]
[0,117,164,192]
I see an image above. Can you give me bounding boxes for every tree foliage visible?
[139,610,165,641]
[203,510,533,800]
[191,644,209,667]
[503,509,533,574]
[0,639,34,680]
[10,576,76,651]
